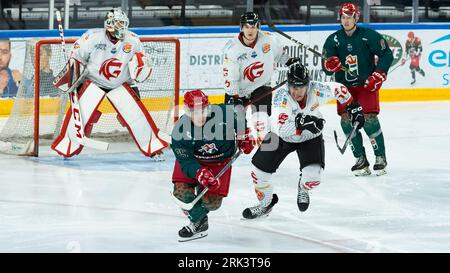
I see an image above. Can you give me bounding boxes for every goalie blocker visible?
[52,76,169,157]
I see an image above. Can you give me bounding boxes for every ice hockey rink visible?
[0,101,449,253]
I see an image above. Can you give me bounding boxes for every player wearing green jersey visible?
[322,3,393,176]
[171,89,255,242]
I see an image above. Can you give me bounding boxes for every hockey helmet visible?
[287,62,310,87]
[339,3,360,21]
[184,89,209,112]
[408,31,415,40]
[240,12,261,29]
[104,8,129,40]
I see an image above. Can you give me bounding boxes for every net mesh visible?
[0,37,179,155]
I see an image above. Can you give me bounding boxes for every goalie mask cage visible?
[0,37,180,156]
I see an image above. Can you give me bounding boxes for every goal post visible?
[0,37,180,156]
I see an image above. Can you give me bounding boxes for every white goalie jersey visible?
[271,81,353,143]
[70,28,148,89]
[222,31,283,98]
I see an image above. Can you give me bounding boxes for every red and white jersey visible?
[222,31,283,98]
[70,28,143,89]
[271,81,353,143]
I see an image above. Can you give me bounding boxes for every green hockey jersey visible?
[322,26,393,87]
[171,104,246,179]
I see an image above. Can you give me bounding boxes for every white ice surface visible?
[0,101,450,253]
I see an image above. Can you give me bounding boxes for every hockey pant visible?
[51,81,169,157]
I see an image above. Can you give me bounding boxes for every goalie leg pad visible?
[51,81,106,157]
[106,83,169,156]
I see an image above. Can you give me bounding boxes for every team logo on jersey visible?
[123,43,132,53]
[251,51,257,58]
[262,43,271,53]
[278,113,288,125]
[347,43,353,52]
[198,143,218,154]
[243,62,264,82]
[111,48,117,54]
[73,42,80,49]
[99,58,122,80]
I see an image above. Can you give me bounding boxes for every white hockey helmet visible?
[104,8,129,40]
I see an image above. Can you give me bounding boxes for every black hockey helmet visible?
[287,61,309,87]
[240,12,261,29]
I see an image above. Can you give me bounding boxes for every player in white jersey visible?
[222,12,283,143]
[51,8,169,158]
[242,59,365,219]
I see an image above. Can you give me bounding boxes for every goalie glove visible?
[129,52,152,83]
[53,57,86,93]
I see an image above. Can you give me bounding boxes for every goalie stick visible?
[171,149,243,211]
[55,11,109,151]
[262,0,366,85]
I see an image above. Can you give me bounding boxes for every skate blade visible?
[240,213,271,221]
[353,167,371,176]
[375,169,387,176]
[178,232,208,242]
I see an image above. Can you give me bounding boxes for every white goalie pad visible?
[106,84,168,156]
[51,81,106,157]
[53,57,87,93]
[128,52,152,83]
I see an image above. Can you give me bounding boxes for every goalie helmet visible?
[287,62,309,87]
[240,12,261,29]
[104,8,129,40]
[339,3,360,21]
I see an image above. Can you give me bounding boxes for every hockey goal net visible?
[0,37,180,156]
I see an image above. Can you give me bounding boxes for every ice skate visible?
[178,216,208,242]
[351,154,371,176]
[242,194,278,219]
[297,184,310,212]
[373,155,387,176]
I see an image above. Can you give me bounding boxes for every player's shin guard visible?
[363,116,386,157]
[298,164,322,212]
[341,118,365,158]
[106,84,169,156]
[251,167,273,207]
[363,116,387,175]
[173,183,209,223]
[51,81,106,157]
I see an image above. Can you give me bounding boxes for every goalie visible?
[52,8,169,157]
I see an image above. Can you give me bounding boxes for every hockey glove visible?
[345,101,365,129]
[364,69,387,93]
[285,57,301,67]
[196,167,220,192]
[295,113,325,135]
[324,56,342,73]
[237,127,256,154]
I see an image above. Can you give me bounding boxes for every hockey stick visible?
[262,0,365,85]
[55,11,109,151]
[171,149,243,211]
[333,121,359,154]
